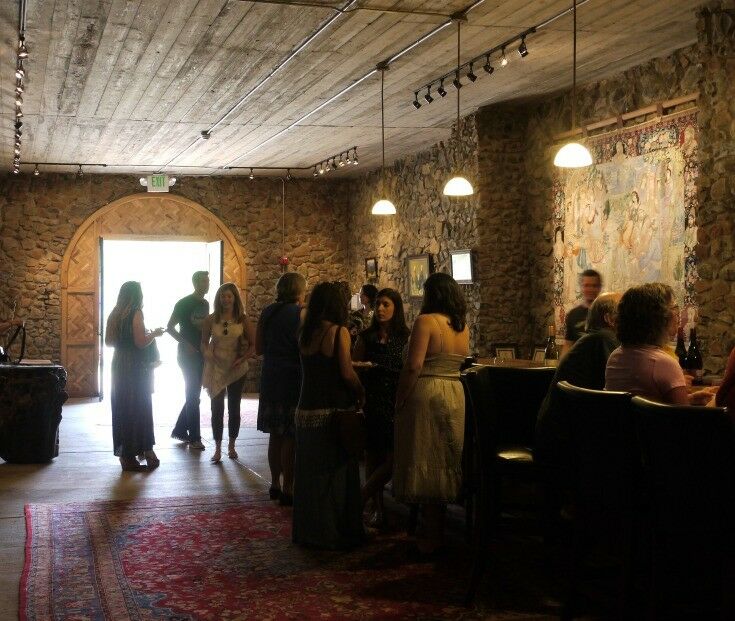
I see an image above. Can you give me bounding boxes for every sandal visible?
[144,451,160,469]
[120,457,146,472]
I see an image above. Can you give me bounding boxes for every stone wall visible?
[693,1,735,373]
[346,116,483,350]
[0,174,350,390]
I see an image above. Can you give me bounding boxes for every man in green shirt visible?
[167,271,210,449]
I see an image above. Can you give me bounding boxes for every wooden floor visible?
[0,393,272,617]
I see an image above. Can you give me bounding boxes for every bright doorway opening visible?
[100,239,222,401]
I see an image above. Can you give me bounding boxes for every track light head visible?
[15,94,22,106]
[424,86,434,104]
[15,82,23,95]
[15,64,24,80]
[249,168,254,180]
[412,92,421,109]
[467,64,477,83]
[313,166,318,177]
[77,165,83,179]
[500,47,508,67]
[483,55,494,74]
[18,40,28,60]
[452,72,462,90]
[518,36,528,58]
[286,169,293,181]
[15,108,23,118]
[437,80,447,97]
[33,164,39,176]
[14,147,20,156]
[12,167,20,175]
[15,121,22,130]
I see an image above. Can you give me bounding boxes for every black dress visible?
[111,312,155,458]
[360,329,407,453]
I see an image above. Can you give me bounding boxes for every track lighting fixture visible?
[286,169,293,181]
[518,36,528,57]
[33,164,39,176]
[313,166,318,177]
[12,168,19,175]
[15,94,22,106]
[15,121,22,131]
[352,148,359,165]
[18,39,28,60]
[14,147,20,156]
[15,82,23,95]
[412,25,535,112]
[338,154,345,168]
[318,164,325,175]
[15,108,23,118]
[76,165,84,178]
[249,168,254,180]
[15,64,24,80]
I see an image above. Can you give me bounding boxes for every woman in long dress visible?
[394,273,469,553]
[256,272,306,506]
[105,281,165,472]
[201,283,255,463]
[293,281,366,549]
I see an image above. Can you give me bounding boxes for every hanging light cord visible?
[381,67,386,188]
[456,21,461,133]
[572,0,577,129]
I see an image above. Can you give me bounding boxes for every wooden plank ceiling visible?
[0,0,701,177]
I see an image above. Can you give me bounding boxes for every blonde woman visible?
[105,281,165,472]
[201,283,256,463]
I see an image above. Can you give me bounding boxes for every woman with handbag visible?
[105,281,165,472]
[293,281,366,549]
[353,288,409,527]
[393,273,469,554]
[201,283,255,464]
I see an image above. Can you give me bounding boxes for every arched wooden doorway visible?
[60,193,245,398]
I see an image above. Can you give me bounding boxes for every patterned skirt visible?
[256,400,296,436]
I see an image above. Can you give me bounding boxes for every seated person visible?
[605,283,710,405]
[535,292,621,465]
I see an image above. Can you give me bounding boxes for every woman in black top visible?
[353,288,409,526]
[293,282,365,549]
[256,272,306,506]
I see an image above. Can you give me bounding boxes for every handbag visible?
[335,408,366,459]
[0,324,26,364]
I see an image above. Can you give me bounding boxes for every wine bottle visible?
[544,325,559,367]
[675,327,687,369]
[685,328,704,385]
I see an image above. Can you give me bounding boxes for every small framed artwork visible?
[450,249,473,284]
[407,254,433,300]
[364,257,378,280]
[532,347,547,363]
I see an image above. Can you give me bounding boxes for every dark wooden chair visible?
[555,381,637,620]
[632,396,735,620]
[461,364,555,604]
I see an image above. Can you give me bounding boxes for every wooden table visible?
[475,357,549,369]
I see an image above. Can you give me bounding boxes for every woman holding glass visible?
[105,281,165,472]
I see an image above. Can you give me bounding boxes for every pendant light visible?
[443,20,474,197]
[554,0,592,168]
[371,65,396,215]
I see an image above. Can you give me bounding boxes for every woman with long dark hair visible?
[293,281,366,549]
[393,272,469,553]
[256,272,306,505]
[353,288,410,526]
[201,282,255,463]
[105,281,165,472]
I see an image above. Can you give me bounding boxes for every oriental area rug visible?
[21,495,522,621]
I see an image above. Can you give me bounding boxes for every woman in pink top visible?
[605,283,710,405]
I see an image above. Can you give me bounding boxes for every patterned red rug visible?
[21,495,484,620]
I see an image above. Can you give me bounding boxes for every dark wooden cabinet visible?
[0,364,67,463]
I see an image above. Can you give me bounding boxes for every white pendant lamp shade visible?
[443,175,474,197]
[553,142,593,168]
[371,198,397,215]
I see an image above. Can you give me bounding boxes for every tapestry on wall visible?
[553,111,698,335]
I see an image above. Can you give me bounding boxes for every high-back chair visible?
[556,381,636,619]
[461,364,555,604]
[632,396,735,619]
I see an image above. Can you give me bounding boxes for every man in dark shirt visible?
[562,268,603,356]
[168,271,210,449]
[536,292,620,536]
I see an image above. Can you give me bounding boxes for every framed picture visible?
[532,347,547,363]
[364,257,378,280]
[450,249,473,284]
[406,254,432,300]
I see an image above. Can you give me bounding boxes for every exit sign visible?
[147,174,169,192]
